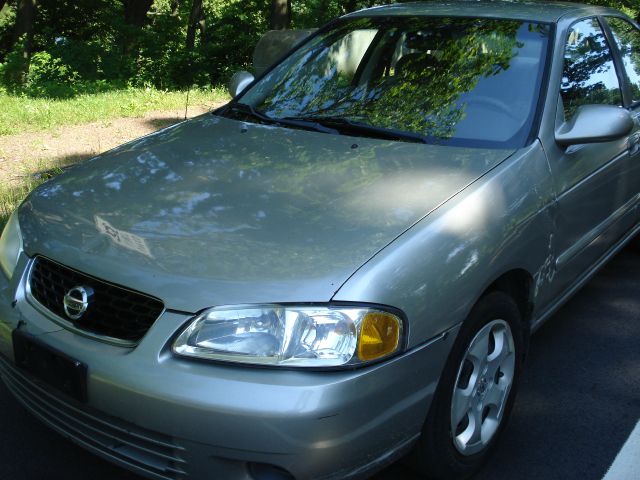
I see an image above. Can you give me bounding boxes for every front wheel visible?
[410,291,524,479]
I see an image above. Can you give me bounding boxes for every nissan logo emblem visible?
[63,286,94,321]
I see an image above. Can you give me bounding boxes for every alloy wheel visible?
[450,319,516,456]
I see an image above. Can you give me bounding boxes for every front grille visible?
[0,356,187,480]
[28,256,164,344]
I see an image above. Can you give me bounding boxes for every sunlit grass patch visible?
[0,86,229,136]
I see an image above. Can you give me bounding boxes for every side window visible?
[606,17,640,105]
[561,18,622,120]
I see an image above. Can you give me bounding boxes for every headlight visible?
[0,210,23,280]
[173,305,404,368]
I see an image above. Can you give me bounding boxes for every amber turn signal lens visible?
[357,312,401,361]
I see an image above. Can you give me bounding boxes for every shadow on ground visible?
[142,116,191,131]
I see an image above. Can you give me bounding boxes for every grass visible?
[0,86,229,136]
[0,86,230,229]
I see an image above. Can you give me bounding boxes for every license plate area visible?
[12,329,88,403]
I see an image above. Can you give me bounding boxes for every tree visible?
[10,0,37,83]
[122,0,154,28]
[344,0,359,13]
[169,0,180,16]
[186,0,204,50]
[120,0,153,55]
[12,0,36,46]
[271,0,291,30]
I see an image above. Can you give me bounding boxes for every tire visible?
[409,291,525,480]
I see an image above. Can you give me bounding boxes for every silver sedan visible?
[1,1,639,479]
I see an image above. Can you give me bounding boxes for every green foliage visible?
[0,36,26,89]
[571,0,638,18]
[0,3,15,60]
[201,0,270,82]
[0,39,123,98]
[24,50,79,95]
[291,1,392,28]
[0,0,637,98]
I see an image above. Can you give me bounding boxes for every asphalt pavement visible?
[1,244,639,480]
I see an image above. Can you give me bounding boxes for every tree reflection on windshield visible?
[240,17,550,148]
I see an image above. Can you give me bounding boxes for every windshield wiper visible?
[222,103,339,135]
[282,115,429,144]
[223,102,275,123]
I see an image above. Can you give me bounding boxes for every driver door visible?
[548,17,633,294]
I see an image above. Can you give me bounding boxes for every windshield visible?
[238,16,551,148]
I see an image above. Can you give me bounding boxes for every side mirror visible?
[228,71,255,98]
[556,105,634,147]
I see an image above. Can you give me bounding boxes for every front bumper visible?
[0,256,459,480]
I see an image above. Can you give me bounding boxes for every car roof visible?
[345,0,624,24]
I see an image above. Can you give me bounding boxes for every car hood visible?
[20,114,513,312]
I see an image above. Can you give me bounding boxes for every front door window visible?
[560,17,622,120]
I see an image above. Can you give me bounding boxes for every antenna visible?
[184,86,190,120]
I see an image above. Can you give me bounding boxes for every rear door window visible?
[605,17,640,105]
